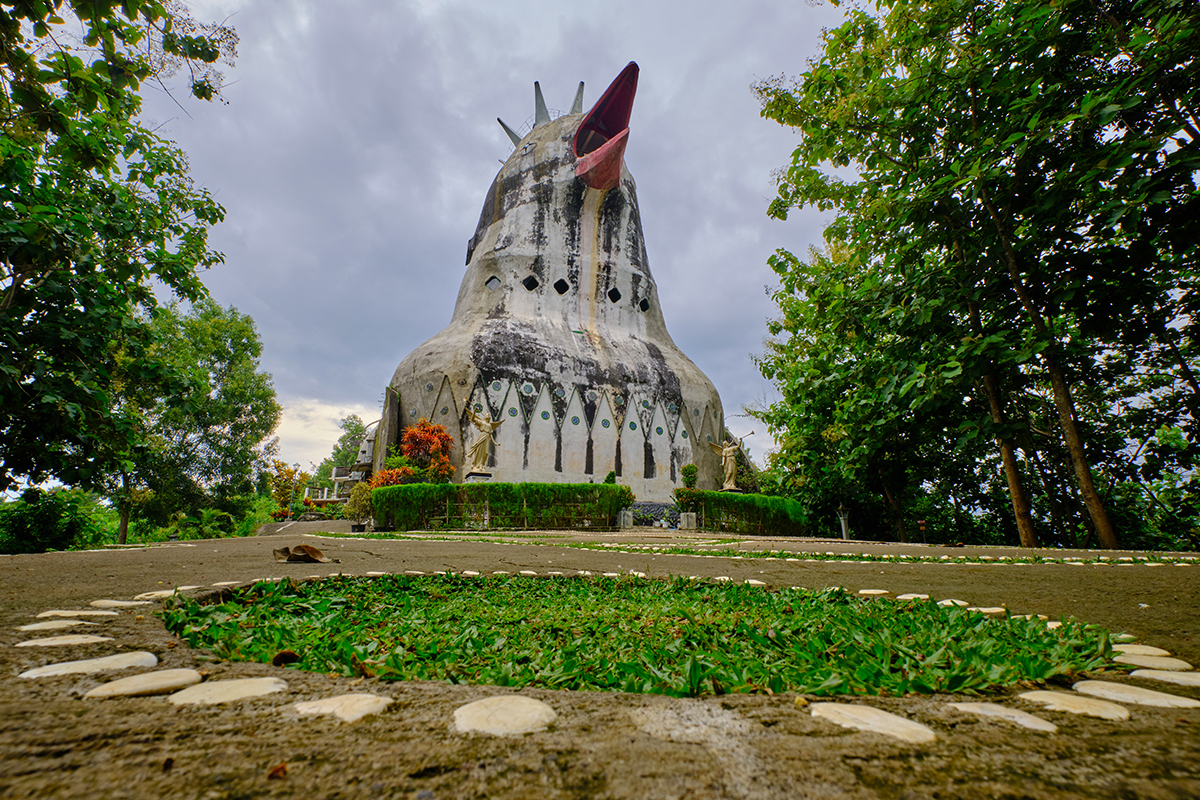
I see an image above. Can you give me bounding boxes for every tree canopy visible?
[0,1,237,491]
[753,0,1199,549]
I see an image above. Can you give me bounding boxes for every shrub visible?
[0,488,106,553]
[603,470,617,485]
[402,419,455,484]
[672,489,807,536]
[369,467,416,488]
[681,464,698,489]
[373,483,635,531]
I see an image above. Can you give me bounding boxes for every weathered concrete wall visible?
[381,71,724,501]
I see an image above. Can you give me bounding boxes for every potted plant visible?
[344,482,373,532]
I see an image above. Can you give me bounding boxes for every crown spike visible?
[534,81,550,127]
[497,117,522,147]
[570,81,585,114]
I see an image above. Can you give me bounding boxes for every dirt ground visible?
[2,525,1198,799]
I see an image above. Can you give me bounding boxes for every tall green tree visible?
[755,0,1200,549]
[0,1,236,491]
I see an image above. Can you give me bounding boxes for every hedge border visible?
[674,489,808,536]
[371,482,635,531]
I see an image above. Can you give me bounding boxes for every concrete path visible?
[2,530,1198,799]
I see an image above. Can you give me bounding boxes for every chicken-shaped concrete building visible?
[377,63,725,501]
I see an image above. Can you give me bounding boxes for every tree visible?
[0,1,236,492]
[266,460,312,513]
[755,0,1200,549]
[313,415,367,492]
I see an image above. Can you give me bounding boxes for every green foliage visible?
[753,0,1200,549]
[372,483,635,531]
[680,464,698,489]
[603,471,617,485]
[162,576,1112,697]
[0,2,236,493]
[344,482,374,525]
[672,489,807,536]
[266,461,312,512]
[0,488,106,553]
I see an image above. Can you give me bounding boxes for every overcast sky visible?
[144,0,847,471]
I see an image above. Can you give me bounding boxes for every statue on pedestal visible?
[709,435,749,492]
[466,408,504,476]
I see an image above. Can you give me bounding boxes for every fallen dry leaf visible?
[272,650,301,667]
[267,762,287,780]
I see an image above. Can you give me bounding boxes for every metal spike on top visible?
[570,81,585,114]
[533,81,551,127]
[497,117,522,147]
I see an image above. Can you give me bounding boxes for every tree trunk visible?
[979,188,1119,548]
[118,471,130,546]
[982,374,1040,548]
[878,468,908,543]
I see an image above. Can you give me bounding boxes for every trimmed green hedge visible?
[674,489,808,536]
[372,482,635,531]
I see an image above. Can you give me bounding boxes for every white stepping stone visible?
[519,570,538,576]
[453,695,556,736]
[744,579,766,586]
[858,589,889,596]
[15,634,113,647]
[810,703,936,744]
[294,693,393,723]
[1018,691,1129,720]
[937,599,969,607]
[895,594,929,601]
[1113,644,1171,657]
[711,576,731,582]
[948,702,1056,732]
[602,572,621,578]
[132,586,200,601]
[365,571,387,577]
[461,570,480,577]
[404,570,425,576]
[90,600,150,608]
[85,669,202,699]
[211,581,241,587]
[1131,669,1200,688]
[967,607,1007,618]
[19,651,158,678]
[492,571,508,575]
[1073,680,1200,708]
[17,620,98,632]
[1114,654,1193,671]
[37,610,118,618]
[168,677,288,705]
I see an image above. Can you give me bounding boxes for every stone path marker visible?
[895,593,929,601]
[810,703,937,744]
[947,702,1057,732]
[1018,691,1130,720]
[84,669,203,699]
[1113,644,1171,657]
[453,695,557,736]
[294,693,393,723]
[133,586,200,601]
[1113,654,1193,671]
[36,610,118,618]
[1130,669,1200,687]
[15,634,113,647]
[90,600,150,608]
[167,677,288,706]
[1072,680,1200,708]
[937,599,968,607]
[19,651,158,678]
[17,619,98,632]
[858,589,888,596]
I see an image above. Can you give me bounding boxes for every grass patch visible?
[162,575,1112,697]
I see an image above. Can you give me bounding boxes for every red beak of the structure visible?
[573,62,638,191]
